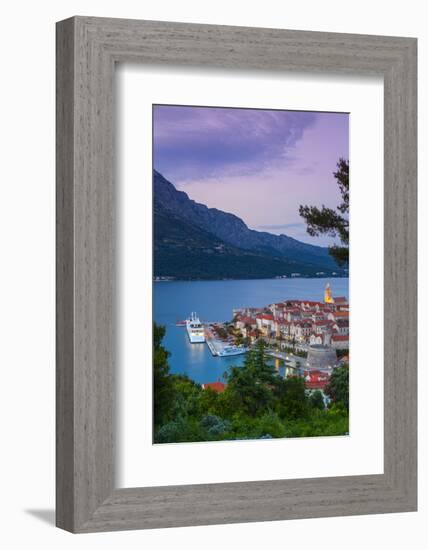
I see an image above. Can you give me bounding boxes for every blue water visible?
[154,278,348,384]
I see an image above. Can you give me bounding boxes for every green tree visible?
[200,414,231,437]
[299,158,349,265]
[226,340,277,417]
[155,417,206,443]
[153,323,175,427]
[255,412,286,438]
[153,325,349,443]
[199,386,219,414]
[274,376,308,419]
[170,375,203,418]
[309,390,325,410]
[325,365,349,410]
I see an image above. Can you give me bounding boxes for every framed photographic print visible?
[56,17,417,532]
[151,104,350,445]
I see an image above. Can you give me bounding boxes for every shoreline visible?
[154,275,349,283]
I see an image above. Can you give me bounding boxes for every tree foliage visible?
[309,390,325,411]
[325,364,349,410]
[299,158,349,265]
[153,323,176,427]
[225,341,277,417]
[153,325,349,443]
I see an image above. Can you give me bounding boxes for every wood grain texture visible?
[56,18,75,532]
[56,16,417,533]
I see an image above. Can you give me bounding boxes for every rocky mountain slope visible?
[153,170,344,279]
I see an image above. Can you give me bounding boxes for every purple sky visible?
[153,105,349,246]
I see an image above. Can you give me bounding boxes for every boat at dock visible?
[186,312,205,343]
[217,344,249,357]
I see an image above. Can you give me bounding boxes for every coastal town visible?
[201,283,349,404]
[153,107,350,442]
[232,283,349,351]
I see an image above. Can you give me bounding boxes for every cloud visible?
[153,105,318,182]
[153,105,349,246]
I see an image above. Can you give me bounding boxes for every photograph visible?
[152,104,350,444]
[0,0,418,541]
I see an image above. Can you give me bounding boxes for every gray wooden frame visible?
[56,16,417,533]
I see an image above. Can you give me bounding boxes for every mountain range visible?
[153,170,345,280]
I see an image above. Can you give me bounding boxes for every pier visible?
[204,326,226,356]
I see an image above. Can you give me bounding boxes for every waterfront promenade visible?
[204,325,227,356]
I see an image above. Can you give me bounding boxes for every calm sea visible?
[154,278,348,384]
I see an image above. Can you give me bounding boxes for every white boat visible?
[186,312,205,343]
[217,345,249,357]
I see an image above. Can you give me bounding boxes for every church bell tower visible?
[324,283,334,304]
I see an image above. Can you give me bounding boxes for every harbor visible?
[180,313,250,357]
[168,280,348,413]
[204,325,249,357]
[154,277,349,384]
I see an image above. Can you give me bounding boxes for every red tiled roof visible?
[304,369,329,377]
[257,314,274,321]
[303,370,330,390]
[202,382,226,393]
[331,334,349,341]
[334,297,348,303]
[239,316,256,325]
